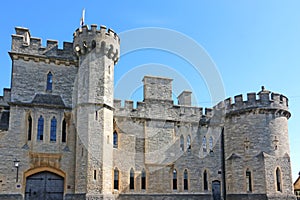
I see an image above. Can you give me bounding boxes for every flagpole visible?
[80,8,85,27]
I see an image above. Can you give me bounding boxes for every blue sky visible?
[1,1,300,181]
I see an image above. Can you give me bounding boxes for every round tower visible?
[223,87,295,199]
[73,24,119,107]
[73,24,120,199]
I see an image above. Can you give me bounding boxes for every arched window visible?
[187,135,191,151]
[50,117,57,142]
[173,169,177,190]
[180,135,184,151]
[114,168,119,190]
[202,136,207,152]
[113,131,118,148]
[141,169,146,190]
[27,115,32,141]
[209,136,213,151]
[46,72,53,91]
[37,116,44,141]
[130,168,134,190]
[246,169,252,192]
[276,168,282,192]
[62,119,67,143]
[204,170,208,191]
[184,169,188,190]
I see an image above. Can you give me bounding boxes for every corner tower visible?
[223,87,295,200]
[73,25,119,199]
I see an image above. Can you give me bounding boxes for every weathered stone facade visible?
[0,24,296,200]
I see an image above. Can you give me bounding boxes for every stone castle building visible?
[0,24,296,200]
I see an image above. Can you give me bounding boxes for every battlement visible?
[224,87,289,117]
[73,24,120,63]
[73,24,119,41]
[0,88,11,107]
[11,27,76,63]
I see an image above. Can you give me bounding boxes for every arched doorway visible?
[25,171,64,200]
[212,180,221,200]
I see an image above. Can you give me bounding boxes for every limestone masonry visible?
[0,24,296,200]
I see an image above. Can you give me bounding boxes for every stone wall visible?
[10,59,77,108]
[113,77,223,195]
[0,25,296,200]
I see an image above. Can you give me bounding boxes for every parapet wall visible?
[113,99,206,122]
[73,24,120,63]
[113,87,290,124]
[0,89,11,107]
[11,27,76,61]
[222,87,289,117]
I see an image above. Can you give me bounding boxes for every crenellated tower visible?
[73,24,120,199]
[223,87,295,199]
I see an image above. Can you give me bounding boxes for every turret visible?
[223,87,295,199]
[73,24,120,199]
[73,24,120,107]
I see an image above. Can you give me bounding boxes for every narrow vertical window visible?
[204,170,208,191]
[114,168,119,190]
[202,136,207,152]
[62,119,67,143]
[180,135,184,151]
[46,72,53,91]
[209,136,213,151]
[141,169,146,190]
[94,170,97,180]
[37,115,44,141]
[187,135,191,151]
[173,169,177,190]
[246,169,252,192]
[95,111,98,120]
[130,168,134,190]
[50,116,57,142]
[27,115,32,141]
[184,169,188,190]
[276,168,282,192]
[113,131,118,148]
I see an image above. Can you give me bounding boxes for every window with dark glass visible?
[130,168,134,190]
[37,115,44,141]
[141,169,146,190]
[27,115,32,141]
[184,169,188,190]
[202,136,207,152]
[204,170,208,190]
[180,135,184,151]
[114,168,119,190]
[50,116,57,142]
[173,169,177,190]
[94,170,97,180]
[187,135,191,151]
[46,72,53,91]
[246,169,252,192]
[113,131,118,148]
[62,119,67,143]
[276,168,282,192]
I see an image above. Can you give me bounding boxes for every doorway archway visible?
[25,171,64,200]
